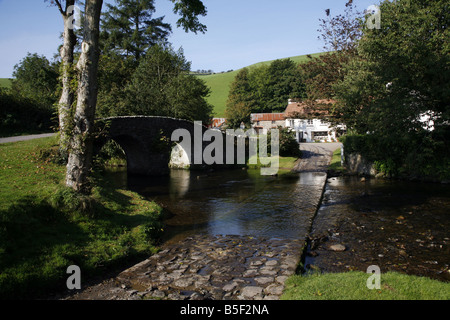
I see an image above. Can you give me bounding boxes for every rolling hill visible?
[198,52,325,118]
[0,78,12,89]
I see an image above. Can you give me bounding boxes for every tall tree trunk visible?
[55,0,76,150]
[65,0,103,193]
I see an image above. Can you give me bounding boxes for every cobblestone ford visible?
[67,235,304,300]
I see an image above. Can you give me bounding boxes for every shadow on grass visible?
[0,186,163,299]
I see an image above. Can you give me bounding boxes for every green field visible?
[0,137,164,298]
[199,52,325,118]
[0,78,12,89]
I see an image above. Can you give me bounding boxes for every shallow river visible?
[125,169,327,243]
[107,168,450,281]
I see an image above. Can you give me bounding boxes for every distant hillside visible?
[199,52,325,118]
[0,78,12,89]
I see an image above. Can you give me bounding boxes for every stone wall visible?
[344,152,377,176]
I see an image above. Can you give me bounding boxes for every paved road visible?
[293,142,342,172]
[0,133,55,144]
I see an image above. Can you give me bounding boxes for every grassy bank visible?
[327,147,346,174]
[0,137,164,299]
[281,271,450,300]
[247,155,298,176]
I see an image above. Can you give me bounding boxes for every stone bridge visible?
[95,116,249,176]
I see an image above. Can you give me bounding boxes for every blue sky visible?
[0,0,378,78]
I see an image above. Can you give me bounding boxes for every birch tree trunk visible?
[65,0,103,193]
[54,0,76,150]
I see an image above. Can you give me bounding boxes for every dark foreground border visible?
[1,300,444,319]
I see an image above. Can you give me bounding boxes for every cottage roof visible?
[284,99,335,119]
[250,113,285,122]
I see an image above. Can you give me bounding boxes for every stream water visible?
[106,167,450,281]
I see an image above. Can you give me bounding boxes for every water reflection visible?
[114,169,328,243]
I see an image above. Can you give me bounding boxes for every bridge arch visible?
[95,116,208,176]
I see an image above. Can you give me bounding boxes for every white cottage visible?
[284,99,345,142]
[250,113,286,135]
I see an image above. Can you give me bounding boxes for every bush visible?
[0,88,55,137]
[342,132,450,180]
[267,126,302,158]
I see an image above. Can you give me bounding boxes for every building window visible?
[272,120,275,124]
[307,119,313,125]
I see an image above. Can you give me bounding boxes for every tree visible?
[266,59,304,112]
[95,0,209,119]
[171,0,207,34]
[247,64,270,113]
[48,0,78,149]
[336,0,449,134]
[12,53,59,107]
[225,59,305,121]
[65,0,103,193]
[335,0,450,178]
[95,52,135,118]
[101,0,172,61]
[317,1,362,54]
[225,68,255,129]
[124,44,213,123]
[64,0,208,193]
[299,1,363,123]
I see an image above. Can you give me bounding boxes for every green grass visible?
[0,137,164,299]
[0,78,12,89]
[199,52,326,118]
[328,147,346,173]
[199,70,239,118]
[247,155,298,176]
[281,271,450,300]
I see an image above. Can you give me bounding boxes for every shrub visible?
[0,88,55,136]
[267,126,302,158]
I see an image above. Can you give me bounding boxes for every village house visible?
[250,113,285,134]
[208,118,227,129]
[284,99,345,143]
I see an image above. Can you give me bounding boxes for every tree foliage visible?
[0,88,54,136]
[100,0,172,61]
[170,0,207,34]
[11,53,59,108]
[123,45,213,123]
[224,68,255,129]
[298,2,363,123]
[333,0,450,179]
[224,59,305,128]
[95,0,211,123]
